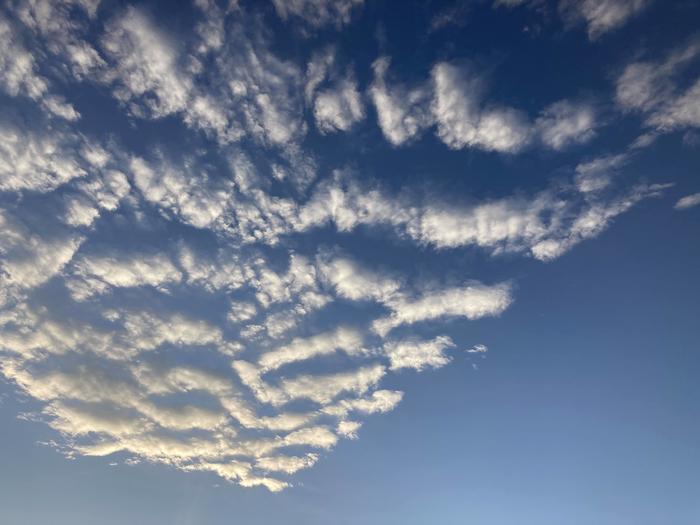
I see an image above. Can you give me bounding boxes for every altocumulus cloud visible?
[0,0,685,492]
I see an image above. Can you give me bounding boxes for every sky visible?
[0,0,699,523]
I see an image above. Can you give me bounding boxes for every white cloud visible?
[431,62,532,153]
[322,389,404,418]
[0,15,80,120]
[373,283,512,336]
[68,252,182,299]
[615,39,700,133]
[674,193,700,210]
[228,302,258,324]
[536,100,598,150]
[131,155,235,230]
[336,420,362,439]
[279,364,386,405]
[560,0,652,40]
[316,253,401,303]
[101,7,191,118]
[648,79,700,131]
[256,453,319,474]
[369,57,433,146]
[258,326,364,372]
[574,153,628,193]
[384,336,455,371]
[271,0,364,30]
[0,122,86,193]
[314,76,365,133]
[0,209,84,298]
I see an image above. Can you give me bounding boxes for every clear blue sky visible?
[1,0,699,523]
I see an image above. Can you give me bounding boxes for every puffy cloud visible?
[99,6,239,142]
[0,15,80,119]
[271,0,364,30]
[217,30,306,148]
[258,326,364,372]
[467,344,488,354]
[674,193,700,210]
[369,57,433,146]
[0,122,86,193]
[373,283,512,337]
[233,360,387,408]
[574,153,629,193]
[336,420,362,439]
[384,336,455,371]
[648,79,700,131]
[130,155,235,230]
[101,7,191,118]
[256,453,319,474]
[371,60,598,153]
[120,311,226,352]
[0,209,84,300]
[177,244,246,293]
[616,39,700,133]
[559,0,652,40]
[536,100,598,150]
[305,46,365,133]
[529,183,671,260]
[313,76,365,133]
[431,62,532,153]
[68,252,182,299]
[228,302,258,324]
[316,254,401,303]
[279,364,386,405]
[322,389,404,418]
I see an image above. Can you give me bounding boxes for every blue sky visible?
[0,0,699,523]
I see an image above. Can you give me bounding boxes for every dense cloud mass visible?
[0,0,692,492]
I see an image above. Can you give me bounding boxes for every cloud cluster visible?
[0,0,678,493]
[370,58,599,153]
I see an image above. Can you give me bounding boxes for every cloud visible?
[536,100,598,150]
[279,364,386,405]
[313,76,365,133]
[371,60,596,153]
[0,14,80,120]
[321,389,404,418]
[336,420,362,439]
[384,336,455,371]
[373,283,513,336]
[271,0,364,30]
[467,344,488,353]
[316,253,401,303]
[0,208,84,305]
[258,326,364,372]
[431,62,532,153]
[0,122,86,193]
[101,7,191,118]
[256,453,319,474]
[615,38,700,133]
[130,155,235,231]
[369,57,433,146]
[68,251,182,299]
[429,2,471,32]
[674,193,700,210]
[559,0,652,40]
[574,152,629,193]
